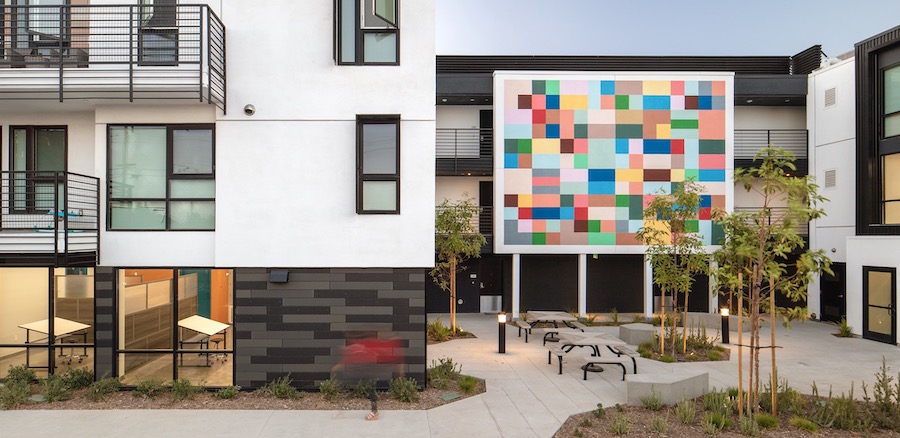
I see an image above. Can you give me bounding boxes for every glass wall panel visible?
[362,181,397,211]
[363,33,397,63]
[886,113,900,138]
[34,128,65,172]
[120,353,172,385]
[362,123,397,173]
[109,126,167,198]
[0,268,49,374]
[109,200,166,230]
[53,268,94,373]
[869,307,892,335]
[868,270,893,307]
[170,180,215,199]
[118,269,173,353]
[172,129,213,175]
[169,201,215,230]
[339,0,355,62]
[885,66,900,115]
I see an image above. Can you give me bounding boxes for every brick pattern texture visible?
[233,268,426,389]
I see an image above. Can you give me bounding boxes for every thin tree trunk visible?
[736,274,744,420]
[449,258,457,332]
[670,287,678,355]
[770,285,777,415]
[659,288,666,354]
[682,290,689,354]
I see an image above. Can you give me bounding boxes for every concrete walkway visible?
[3,313,899,438]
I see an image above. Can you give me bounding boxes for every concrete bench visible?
[546,344,566,374]
[511,319,532,342]
[626,372,709,406]
[618,323,656,346]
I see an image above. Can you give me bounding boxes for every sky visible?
[436,0,900,57]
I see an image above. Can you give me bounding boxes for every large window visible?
[334,0,399,65]
[357,115,400,214]
[117,269,233,386]
[10,126,66,212]
[0,268,94,379]
[883,64,900,224]
[108,125,215,231]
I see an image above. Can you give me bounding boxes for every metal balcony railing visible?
[0,171,100,266]
[0,4,225,110]
[734,129,807,160]
[436,128,493,176]
[733,207,809,236]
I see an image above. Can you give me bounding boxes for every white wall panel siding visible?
[734,106,806,129]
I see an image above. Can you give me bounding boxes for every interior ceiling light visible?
[441,98,447,102]
[746,99,753,104]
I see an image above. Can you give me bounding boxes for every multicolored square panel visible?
[494,73,734,254]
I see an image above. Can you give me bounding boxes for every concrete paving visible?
[2,313,899,438]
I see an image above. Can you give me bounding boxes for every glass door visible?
[863,266,896,344]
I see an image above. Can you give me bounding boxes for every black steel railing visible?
[0,4,225,110]
[436,128,493,176]
[733,207,808,236]
[0,171,100,265]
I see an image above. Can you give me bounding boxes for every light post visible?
[720,307,730,344]
[498,312,507,353]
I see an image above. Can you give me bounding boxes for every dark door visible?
[479,109,492,155]
[863,266,896,344]
[424,261,481,314]
[820,262,846,323]
[479,181,492,236]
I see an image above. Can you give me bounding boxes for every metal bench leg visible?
[557,355,563,375]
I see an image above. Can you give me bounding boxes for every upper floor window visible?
[357,115,400,214]
[10,126,66,212]
[882,63,900,224]
[334,0,399,65]
[108,125,215,231]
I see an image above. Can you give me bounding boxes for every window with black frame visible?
[108,125,215,231]
[882,63,900,224]
[357,115,400,214]
[138,0,177,65]
[10,126,66,213]
[334,0,398,65]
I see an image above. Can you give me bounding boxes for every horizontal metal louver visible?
[825,169,837,188]
[825,88,837,107]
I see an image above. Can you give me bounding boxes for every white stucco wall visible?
[846,237,900,343]
[435,177,490,205]
[213,0,436,267]
[436,106,491,128]
[734,106,806,129]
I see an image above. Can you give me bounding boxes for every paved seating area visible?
[5,312,900,438]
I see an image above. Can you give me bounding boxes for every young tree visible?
[637,179,710,356]
[430,196,486,332]
[714,147,832,416]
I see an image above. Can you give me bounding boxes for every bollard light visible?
[498,312,507,353]
[720,307,730,344]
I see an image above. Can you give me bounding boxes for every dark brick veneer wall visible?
[93,267,115,379]
[233,268,426,389]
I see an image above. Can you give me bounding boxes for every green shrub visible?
[60,367,94,390]
[808,382,863,430]
[703,389,734,416]
[573,428,583,438]
[427,318,451,342]
[611,308,619,323]
[592,402,606,419]
[738,416,760,436]
[213,385,241,400]
[41,374,73,402]
[319,378,343,401]
[0,381,31,409]
[675,398,696,425]
[836,318,854,337]
[755,413,779,429]
[610,413,629,435]
[388,377,419,403]
[615,403,624,412]
[659,354,676,363]
[259,375,301,399]
[171,378,201,401]
[351,379,377,400]
[789,416,819,433]
[637,342,653,359]
[760,378,805,415]
[864,357,900,430]
[640,386,663,411]
[651,415,667,434]
[579,418,593,428]
[703,411,730,434]
[133,378,167,399]
[87,377,120,402]
[457,375,478,394]
[707,350,722,361]
[428,357,461,389]
[4,365,37,386]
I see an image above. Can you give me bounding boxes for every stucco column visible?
[644,255,654,317]
[512,253,521,319]
[578,254,587,317]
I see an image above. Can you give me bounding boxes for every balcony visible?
[735,129,808,174]
[436,128,493,176]
[733,207,808,237]
[0,172,100,266]
[0,4,225,110]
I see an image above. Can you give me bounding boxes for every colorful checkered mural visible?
[494,73,734,254]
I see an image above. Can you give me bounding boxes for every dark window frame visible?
[11,0,72,50]
[356,115,400,214]
[8,125,68,214]
[106,123,216,231]
[112,267,235,386]
[334,0,400,66]
[862,265,897,344]
[856,26,900,234]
